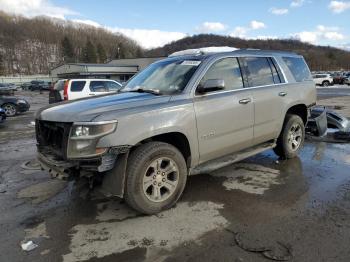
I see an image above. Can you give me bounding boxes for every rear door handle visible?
[89,94,96,96]
[279,92,287,97]
[239,98,252,104]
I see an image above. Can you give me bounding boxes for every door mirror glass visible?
[198,79,225,93]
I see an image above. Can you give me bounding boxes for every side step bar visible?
[190,140,276,175]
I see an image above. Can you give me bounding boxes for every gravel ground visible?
[0,90,350,262]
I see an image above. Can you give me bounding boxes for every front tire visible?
[322,81,330,87]
[125,142,188,214]
[274,114,305,159]
[2,103,17,117]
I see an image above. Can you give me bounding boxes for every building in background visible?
[50,57,164,82]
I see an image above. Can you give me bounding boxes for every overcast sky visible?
[0,0,350,49]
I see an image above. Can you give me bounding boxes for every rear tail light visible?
[63,80,70,100]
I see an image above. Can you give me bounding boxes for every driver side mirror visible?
[197,79,225,94]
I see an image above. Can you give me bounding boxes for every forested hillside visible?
[146,34,350,71]
[1,11,350,76]
[0,12,143,76]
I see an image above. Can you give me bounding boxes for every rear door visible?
[194,57,254,163]
[239,57,286,145]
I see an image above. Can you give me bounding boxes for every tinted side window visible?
[90,81,108,92]
[70,81,86,92]
[282,57,312,82]
[199,58,243,91]
[244,57,275,87]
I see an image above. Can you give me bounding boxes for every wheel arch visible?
[133,132,192,168]
[285,104,308,125]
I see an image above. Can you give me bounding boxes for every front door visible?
[194,57,254,164]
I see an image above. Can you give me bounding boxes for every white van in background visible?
[49,79,122,103]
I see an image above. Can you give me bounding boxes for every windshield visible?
[122,58,201,95]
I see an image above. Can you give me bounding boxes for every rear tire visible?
[125,142,188,214]
[274,114,305,159]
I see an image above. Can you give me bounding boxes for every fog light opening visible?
[95,148,107,155]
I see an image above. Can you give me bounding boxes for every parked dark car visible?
[29,80,50,91]
[0,96,30,116]
[332,73,347,85]
[0,107,6,123]
[0,83,16,95]
[20,82,32,90]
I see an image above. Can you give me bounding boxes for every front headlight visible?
[17,99,27,104]
[71,123,116,139]
[67,121,117,158]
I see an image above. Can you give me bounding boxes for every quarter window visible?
[199,58,244,91]
[282,57,312,82]
[70,81,86,92]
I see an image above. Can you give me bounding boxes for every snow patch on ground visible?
[212,163,281,195]
[63,201,228,262]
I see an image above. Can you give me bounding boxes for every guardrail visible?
[0,75,59,86]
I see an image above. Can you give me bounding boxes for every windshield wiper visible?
[129,88,163,96]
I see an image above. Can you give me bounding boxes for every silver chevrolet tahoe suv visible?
[36,47,316,214]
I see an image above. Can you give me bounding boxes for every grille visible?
[36,120,72,159]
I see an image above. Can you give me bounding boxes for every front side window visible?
[244,57,275,87]
[123,58,201,95]
[199,58,244,91]
[90,81,108,92]
[282,57,312,82]
[105,81,121,91]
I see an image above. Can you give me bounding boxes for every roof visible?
[64,63,136,68]
[169,47,299,58]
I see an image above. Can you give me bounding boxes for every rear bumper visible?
[306,106,327,136]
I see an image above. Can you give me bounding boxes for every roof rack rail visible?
[169,46,238,57]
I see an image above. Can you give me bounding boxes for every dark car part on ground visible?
[306,106,327,136]
[308,107,350,133]
[0,96,30,117]
[0,107,6,123]
[233,232,293,261]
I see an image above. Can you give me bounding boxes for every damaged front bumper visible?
[37,146,130,197]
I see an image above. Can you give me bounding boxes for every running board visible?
[190,140,276,175]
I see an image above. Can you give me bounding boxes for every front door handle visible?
[279,92,287,97]
[239,98,252,104]
[89,94,96,96]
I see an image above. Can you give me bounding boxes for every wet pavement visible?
[1,91,350,262]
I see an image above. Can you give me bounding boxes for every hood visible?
[37,92,171,122]
[0,96,19,103]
